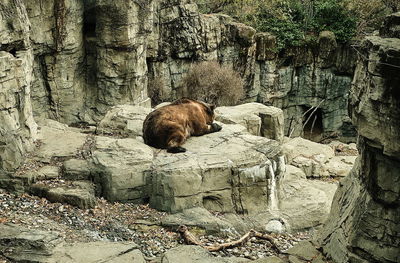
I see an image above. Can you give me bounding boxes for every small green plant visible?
[312,0,357,43]
[181,61,244,106]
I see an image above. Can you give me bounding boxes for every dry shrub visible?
[147,76,165,106]
[181,61,244,106]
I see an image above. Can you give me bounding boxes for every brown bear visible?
[142,98,222,153]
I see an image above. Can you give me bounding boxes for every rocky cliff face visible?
[26,0,151,124]
[316,13,400,263]
[0,0,37,177]
[147,2,357,142]
[0,0,356,143]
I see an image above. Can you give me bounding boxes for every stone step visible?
[29,180,97,209]
[0,224,145,263]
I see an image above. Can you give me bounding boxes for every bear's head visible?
[200,102,216,125]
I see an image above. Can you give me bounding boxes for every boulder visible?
[283,137,335,164]
[279,176,337,231]
[148,124,283,214]
[324,156,357,177]
[215,103,284,142]
[90,136,153,203]
[0,224,145,263]
[14,165,60,185]
[51,241,146,263]
[0,223,62,262]
[30,180,97,209]
[161,245,248,263]
[63,159,92,181]
[34,119,88,162]
[283,137,357,178]
[97,105,151,138]
[286,241,320,261]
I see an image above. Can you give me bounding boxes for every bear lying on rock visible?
[142,98,222,153]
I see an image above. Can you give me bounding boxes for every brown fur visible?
[142,98,222,153]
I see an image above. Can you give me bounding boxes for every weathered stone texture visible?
[24,0,86,123]
[317,14,400,263]
[0,0,37,176]
[22,0,152,124]
[253,29,358,142]
[91,136,154,203]
[2,0,357,143]
[97,105,152,138]
[0,224,146,263]
[215,103,284,142]
[148,124,283,214]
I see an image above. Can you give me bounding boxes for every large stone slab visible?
[161,245,248,263]
[90,136,154,203]
[148,124,283,214]
[278,160,338,230]
[0,223,62,262]
[0,224,145,263]
[30,181,97,209]
[97,105,151,137]
[34,119,88,162]
[52,241,146,263]
[215,103,284,142]
[282,137,356,178]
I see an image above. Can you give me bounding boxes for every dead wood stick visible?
[253,231,282,253]
[204,230,255,252]
[178,225,281,253]
[177,225,202,246]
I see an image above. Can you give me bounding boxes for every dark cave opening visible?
[83,10,96,38]
[302,105,324,141]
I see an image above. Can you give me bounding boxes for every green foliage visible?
[195,0,358,50]
[254,6,304,50]
[312,0,357,42]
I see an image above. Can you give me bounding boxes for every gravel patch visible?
[0,188,312,261]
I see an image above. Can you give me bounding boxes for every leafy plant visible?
[195,0,359,50]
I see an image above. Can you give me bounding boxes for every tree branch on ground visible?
[177,225,282,253]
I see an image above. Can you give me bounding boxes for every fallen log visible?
[177,225,281,253]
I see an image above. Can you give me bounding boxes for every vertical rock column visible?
[24,0,86,124]
[0,0,37,175]
[94,0,151,116]
[316,14,400,263]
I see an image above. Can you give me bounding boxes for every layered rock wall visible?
[254,36,357,142]
[25,0,152,124]
[316,13,400,263]
[0,0,37,176]
[0,0,356,143]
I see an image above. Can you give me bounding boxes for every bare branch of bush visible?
[178,225,281,253]
[148,76,165,106]
[181,61,245,106]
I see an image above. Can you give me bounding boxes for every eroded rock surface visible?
[316,13,400,263]
[2,102,340,233]
[0,0,37,177]
[283,137,357,178]
[0,0,358,144]
[0,224,146,263]
[215,103,284,142]
[162,245,248,263]
[148,123,283,214]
